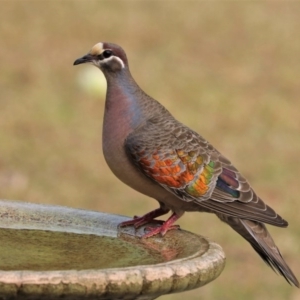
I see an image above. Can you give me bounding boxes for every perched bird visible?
[74,42,299,287]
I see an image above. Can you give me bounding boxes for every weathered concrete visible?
[0,200,225,299]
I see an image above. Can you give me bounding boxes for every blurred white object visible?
[76,67,107,97]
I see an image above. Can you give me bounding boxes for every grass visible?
[0,1,300,299]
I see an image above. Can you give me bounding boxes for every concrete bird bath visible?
[0,200,225,299]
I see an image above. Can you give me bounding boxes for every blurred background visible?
[0,1,299,299]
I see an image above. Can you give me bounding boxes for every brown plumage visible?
[74,42,299,287]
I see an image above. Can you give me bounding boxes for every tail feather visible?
[218,214,299,287]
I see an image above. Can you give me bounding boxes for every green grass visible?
[0,1,300,299]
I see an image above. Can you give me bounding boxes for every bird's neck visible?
[103,69,151,129]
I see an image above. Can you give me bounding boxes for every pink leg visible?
[142,212,181,238]
[119,207,170,228]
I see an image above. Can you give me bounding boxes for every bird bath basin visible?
[0,200,225,299]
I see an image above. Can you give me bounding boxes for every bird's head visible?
[73,42,128,72]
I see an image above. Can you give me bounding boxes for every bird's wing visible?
[125,118,287,227]
[199,159,288,227]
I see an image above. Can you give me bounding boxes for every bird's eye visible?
[102,50,113,59]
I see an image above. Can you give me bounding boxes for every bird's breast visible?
[101,96,164,200]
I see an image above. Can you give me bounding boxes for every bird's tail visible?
[218,214,299,287]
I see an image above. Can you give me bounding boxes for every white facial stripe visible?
[90,42,104,55]
[102,55,125,68]
[113,56,125,68]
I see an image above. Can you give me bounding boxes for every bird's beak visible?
[73,54,94,66]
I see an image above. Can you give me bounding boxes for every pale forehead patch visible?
[89,42,104,55]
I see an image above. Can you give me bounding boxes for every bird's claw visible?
[142,224,180,238]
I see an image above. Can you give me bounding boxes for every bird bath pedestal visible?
[0,200,225,299]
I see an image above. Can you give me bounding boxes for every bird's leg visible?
[119,207,170,228]
[142,212,181,238]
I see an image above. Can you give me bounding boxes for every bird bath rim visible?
[0,199,225,299]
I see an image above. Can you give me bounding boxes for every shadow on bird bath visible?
[0,200,225,300]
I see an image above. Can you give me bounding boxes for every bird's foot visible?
[141,212,181,238]
[142,224,180,238]
[119,207,170,229]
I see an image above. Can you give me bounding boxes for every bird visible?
[73,42,299,287]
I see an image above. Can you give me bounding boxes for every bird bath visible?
[0,200,225,299]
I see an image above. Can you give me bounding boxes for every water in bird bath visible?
[0,226,208,271]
